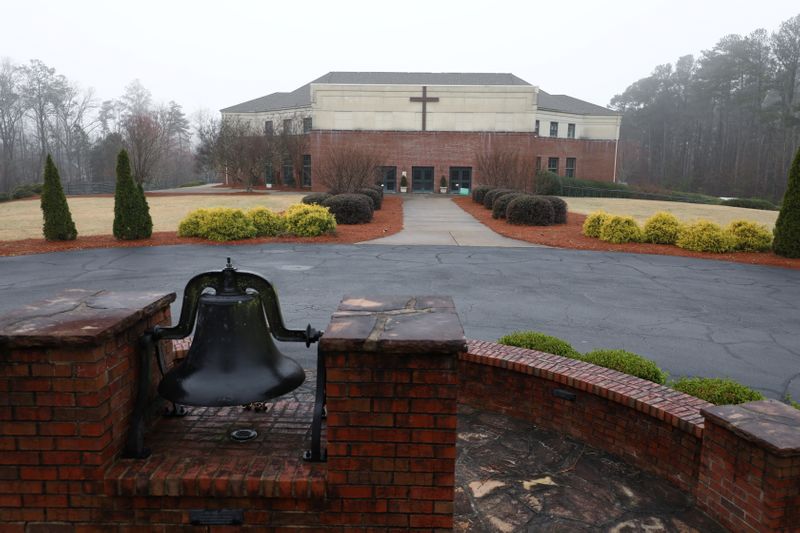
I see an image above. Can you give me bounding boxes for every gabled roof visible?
[537,90,618,116]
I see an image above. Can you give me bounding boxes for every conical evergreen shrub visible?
[40,154,77,241]
[113,149,152,240]
[773,146,800,258]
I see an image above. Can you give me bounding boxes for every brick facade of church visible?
[267,131,618,192]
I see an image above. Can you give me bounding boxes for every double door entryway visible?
[378,166,472,193]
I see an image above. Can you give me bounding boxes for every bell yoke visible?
[124,258,322,459]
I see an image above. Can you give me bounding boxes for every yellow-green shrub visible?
[726,220,773,252]
[643,212,682,244]
[248,207,286,237]
[283,204,336,237]
[599,215,642,243]
[582,210,609,238]
[676,220,736,253]
[177,207,257,241]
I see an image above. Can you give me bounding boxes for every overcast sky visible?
[1,0,798,117]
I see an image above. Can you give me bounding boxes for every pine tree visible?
[113,149,152,240]
[40,154,77,241]
[773,146,800,258]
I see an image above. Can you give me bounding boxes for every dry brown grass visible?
[0,194,305,241]
[561,197,779,229]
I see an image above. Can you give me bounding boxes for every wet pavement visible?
[455,405,725,532]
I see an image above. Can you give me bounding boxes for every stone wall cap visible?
[701,399,800,456]
[0,289,176,348]
[321,296,466,354]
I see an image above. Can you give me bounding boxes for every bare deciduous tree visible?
[0,60,26,190]
[316,145,383,193]
[475,144,535,191]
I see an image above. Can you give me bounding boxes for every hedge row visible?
[302,186,384,224]
[498,330,766,405]
[582,210,774,252]
[473,187,568,226]
[177,204,336,241]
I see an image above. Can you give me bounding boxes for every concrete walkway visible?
[367,194,535,247]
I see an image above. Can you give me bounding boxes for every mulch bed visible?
[452,196,800,270]
[0,197,403,257]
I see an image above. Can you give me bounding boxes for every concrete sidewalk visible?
[366,194,535,247]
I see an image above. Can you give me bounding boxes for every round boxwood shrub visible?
[721,198,778,210]
[178,207,257,242]
[248,207,286,237]
[483,188,515,209]
[676,220,736,253]
[492,192,525,219]
[506,195,555,226]
[302,192,332,205]
[726,220,773,252]
[539,196,568,224]
[498,331,581,359]
[579,349,667,385]
[671,377,764,405]
[370,184,384,198]
[358,188,382,210]
[283,203,337,237]
[582,211,609,238]
[599,215,643,243]
[322,193,373,224]
[472,186,492,204]
[643,211,682,244]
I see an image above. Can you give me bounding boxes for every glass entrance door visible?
[412,166,434,192]
[450,167,472,192]
[379,166,397,192]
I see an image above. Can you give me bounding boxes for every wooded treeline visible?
[612,14,800,202]
[0,58,199,194]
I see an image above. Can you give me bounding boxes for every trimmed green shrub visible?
[506,195,555,226]
[773,146,800,258]
[676,220,736,253]
[726,220,773,252]
[492,192,525,219]
[40,155,77,241]
[498,331,581,359]
[322,193,373,224]
[599,215,643,243]
[369,185,384,198]
[248,207,286,237]
[302,192,332,205]
[643,212,682,244]
[721,198,778,210]
[533,171,562,195]
[671,377,765,405]
[358,188,382,210]
[580,349,667,384]
[283,203,337,237]
[178,207,256,241]
[483,188,515,209]
[582,211,609,238]
[113,149,152,240]
[472,186,492,203]
[539,196,568,224]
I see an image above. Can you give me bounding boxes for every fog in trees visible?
[613,13,800,202]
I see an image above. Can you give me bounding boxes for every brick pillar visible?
[697,400,800,532]
[321,296,465,530]
[0,290,174,526]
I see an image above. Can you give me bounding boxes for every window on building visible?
[283,119,292,134]
[535,157,542,172]
[264,120,273,135]
[567,123,575,139]
[548,157,559,174]
[565,158,576,178]
[534,120,540,135]
[302,155,312,186]
[265,160,274,185]
[283,159,294,186]
[303,117,312,133]
[549,122,558,137]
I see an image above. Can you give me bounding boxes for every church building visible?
[220,72,621,193]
